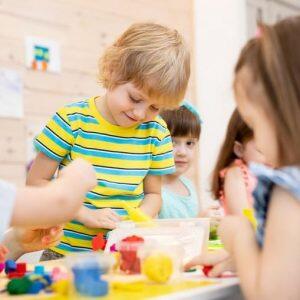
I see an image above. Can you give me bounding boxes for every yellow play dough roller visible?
[122,201,153,223]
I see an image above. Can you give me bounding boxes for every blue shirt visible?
[158,176,199,219]
[250,163,300,247]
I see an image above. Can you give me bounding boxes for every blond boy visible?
[27,22,190,258]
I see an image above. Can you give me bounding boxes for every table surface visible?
[0,260,243,300]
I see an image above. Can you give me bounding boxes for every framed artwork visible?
[25,36,61,72]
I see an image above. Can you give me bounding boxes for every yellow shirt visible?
[35,97,175,254]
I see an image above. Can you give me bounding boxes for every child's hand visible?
[199,203,223,221]
[2,226,63,260]
[60,158,97,192]
[218,215,250,253]
[184,249,235,277]
[76,206,121,229]
[14,226,64,252]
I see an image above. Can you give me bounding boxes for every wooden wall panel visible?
[0,0,196,187]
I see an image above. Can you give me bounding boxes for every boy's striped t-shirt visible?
[34,96,175,254]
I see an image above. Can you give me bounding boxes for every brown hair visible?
[160,106,201,139]
[211,109,253,199]
[99,22,190,108]
[234,16,300,166]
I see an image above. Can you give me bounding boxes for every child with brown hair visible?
[27,22,190,259]
[159,102,220,219]
[211,108,265,215]
[187,16,300,299]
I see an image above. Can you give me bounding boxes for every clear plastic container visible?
[117,239,145,275]
[105,218,208,264]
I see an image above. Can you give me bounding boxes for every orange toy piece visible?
[92,233,107,251]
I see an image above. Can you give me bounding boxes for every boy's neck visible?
[95,95,116,125]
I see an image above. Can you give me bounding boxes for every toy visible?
[51,279,70,296]
[72,259,108,297]
[5,259,16,274]
[118,235,144,274]
[142,252,173,283]
[202,265,213,277]
[7,277,32,295]
[122,201,152,223]
[243,208,257,229]
[34,265,45,275]
[0,262,5,273]
[92,232,107,251]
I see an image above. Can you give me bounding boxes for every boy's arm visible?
[139,175,162,218]
[26,152,60,186]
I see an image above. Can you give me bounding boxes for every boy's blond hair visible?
[99,22,190,108]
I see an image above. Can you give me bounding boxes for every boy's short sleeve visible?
[0,180,16,241]
[34,107,75,162]
[148,130,175,175]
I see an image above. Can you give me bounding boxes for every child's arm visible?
[219,187,300,300]
[224,166,250,215]
[26,152,60,186]
[139,175,162,217]
[11,158,97,227]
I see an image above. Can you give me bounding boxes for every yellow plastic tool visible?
[243,208,257,229]
[122,202,152,223]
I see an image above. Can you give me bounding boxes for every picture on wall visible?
[25,36,61,72]
[0,69,23,118]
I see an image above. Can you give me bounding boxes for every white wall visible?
[193,0,248,206]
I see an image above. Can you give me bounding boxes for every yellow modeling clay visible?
[243,208,257,229]
[142,253,173,283]
[122,201,152,223]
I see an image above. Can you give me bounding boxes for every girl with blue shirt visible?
[186,16,300,300]
[159,102,220,219]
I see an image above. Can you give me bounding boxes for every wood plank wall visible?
[0,0,197,187]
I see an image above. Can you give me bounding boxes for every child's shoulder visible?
[251,163,300,200]
[139,115,170,137]
[222,160,246,179]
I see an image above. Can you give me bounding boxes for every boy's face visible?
[105,83,162,127]
[172,136,198,176]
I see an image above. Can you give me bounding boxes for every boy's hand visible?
[76,206,121,229]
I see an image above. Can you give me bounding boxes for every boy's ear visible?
[233,141,244,158]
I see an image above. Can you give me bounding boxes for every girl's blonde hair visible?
[234,16,300,166]
[99,22,190,108]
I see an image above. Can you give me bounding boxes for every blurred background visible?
[0,0,299,208]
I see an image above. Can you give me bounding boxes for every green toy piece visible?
[7,277,32,295]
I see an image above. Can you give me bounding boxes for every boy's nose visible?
[133,108,146,121]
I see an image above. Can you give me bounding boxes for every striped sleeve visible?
[149,130,175,175]
[34,107,75,162]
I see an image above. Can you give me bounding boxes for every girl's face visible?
[235,69,279,167]
[241,139,266,164]
[172,136,198,176]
